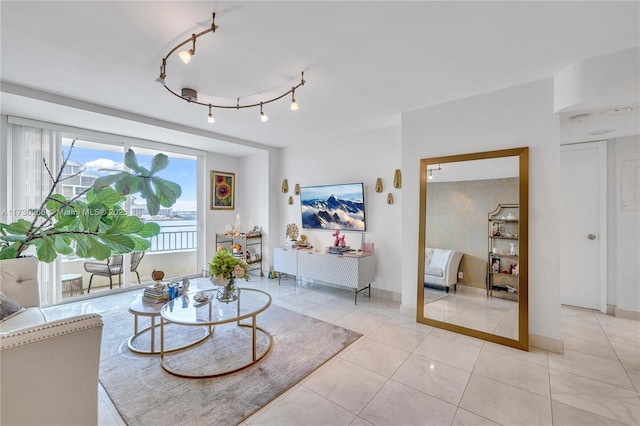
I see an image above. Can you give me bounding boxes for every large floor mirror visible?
[417,147,529,350]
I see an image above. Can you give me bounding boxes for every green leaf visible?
[0,246,19,260]
[140,179,160,216]
[152,177,182,207]
[53,206,77,229]
[0,220,32,235]
[107,215,144,234]
[114,175,141,195]
[91,186,126,206]
[99,234,135,253]
[0,235,27,242]
[129,236,151,251]
[52,235,73,255]
[82,203,108,232]
[150,153,169,174]
[73,235,92,258]
[46,194,68,213]
[87,236,111,260]
[137,222,161,238]
[124,149,140,173]
[34,235,57,263]
[93,172,129,189]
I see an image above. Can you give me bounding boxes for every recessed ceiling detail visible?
[601,106,635,116]
[156,13,306,124]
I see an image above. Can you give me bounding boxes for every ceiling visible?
[1,1,638,156]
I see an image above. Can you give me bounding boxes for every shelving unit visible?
[215,233,263,277]
[487,204,519,299]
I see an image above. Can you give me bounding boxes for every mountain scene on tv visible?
[300,184,366,231]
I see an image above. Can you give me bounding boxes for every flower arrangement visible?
[209,247,249,281]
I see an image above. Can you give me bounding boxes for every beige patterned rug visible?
[98,304,361,426]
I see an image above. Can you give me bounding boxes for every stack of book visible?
[143,284,168,304]
[328,246,352,254]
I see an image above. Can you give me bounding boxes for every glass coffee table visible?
[160,287,273,378]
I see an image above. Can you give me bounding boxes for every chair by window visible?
[84,254,123,293]
[130,251,145,285]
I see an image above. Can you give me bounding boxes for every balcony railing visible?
[148,224,197,252]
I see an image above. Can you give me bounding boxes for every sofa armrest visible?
[444,252,464,286]
[1,314,104,426]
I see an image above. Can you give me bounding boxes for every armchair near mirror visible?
[417,147,529,351]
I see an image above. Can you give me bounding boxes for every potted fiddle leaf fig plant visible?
[0,139,181,263]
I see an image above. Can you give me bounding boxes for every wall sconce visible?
[294,183,300,195]
[387,193,394,204]
[288,196,293,205]
[393,169,402,188]
[375,178,383,193]
[282,179,289,193]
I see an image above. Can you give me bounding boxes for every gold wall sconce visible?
[288,196,293,205]
[387,193,394,204]
[294,183,300,195]
[375,178,383,193]
[393,169,402,188]
[282,179,289,193]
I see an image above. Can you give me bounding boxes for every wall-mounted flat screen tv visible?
[299,182,366,231]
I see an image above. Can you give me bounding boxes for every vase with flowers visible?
[209,247,249,302]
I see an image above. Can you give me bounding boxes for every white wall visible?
[401,79,563,342]
[205,152,239,267]
[277,126,403,296]
[611,135,640,314]
[238,150,271,274]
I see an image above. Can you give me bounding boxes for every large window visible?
[58,139,200,298]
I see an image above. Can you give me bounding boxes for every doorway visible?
[560,141,607,312]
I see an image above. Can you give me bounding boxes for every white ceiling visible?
[1,1,638,156]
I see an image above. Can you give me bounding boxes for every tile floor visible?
[42,276,640,426]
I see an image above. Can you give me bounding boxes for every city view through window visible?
[60,138,198,297]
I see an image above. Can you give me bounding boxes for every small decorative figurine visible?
[332,230,346,248]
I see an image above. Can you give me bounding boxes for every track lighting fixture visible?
[260,103,268,122]
[156,13,306,123]
[427,165,441,180]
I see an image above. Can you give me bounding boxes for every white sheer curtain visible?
[7,123,62,306]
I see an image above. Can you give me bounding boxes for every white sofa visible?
[424,247,463,293]
[1,257,104,426]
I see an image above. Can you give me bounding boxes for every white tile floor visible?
[43,276,640,426]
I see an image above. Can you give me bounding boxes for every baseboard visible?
[456,284,485,295]
[371,287,401,302]
[613,306,640,321]
[530,333,564,354]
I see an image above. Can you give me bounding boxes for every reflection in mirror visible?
[417,148,528,351]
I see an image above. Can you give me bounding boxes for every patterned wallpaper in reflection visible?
[426,178,518,290]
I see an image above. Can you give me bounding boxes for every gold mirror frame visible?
[417,147,529,351]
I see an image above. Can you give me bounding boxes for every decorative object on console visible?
[286,223,299,241]
[210,171,235,210]
[375,178,383,193]
[393,169,402,188]
[332,229,346,248]
[282,179,289,193]
[155,13,306,123]
[299,182,366,231]
[387,193,394,204]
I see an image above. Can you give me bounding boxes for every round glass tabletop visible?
[160,287,272,326]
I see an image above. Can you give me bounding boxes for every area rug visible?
[98,304,362,426]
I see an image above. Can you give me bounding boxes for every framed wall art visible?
[210,171,235,210]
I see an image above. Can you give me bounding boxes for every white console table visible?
[273,247,375,304]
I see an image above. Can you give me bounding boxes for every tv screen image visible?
[299,183,366,231]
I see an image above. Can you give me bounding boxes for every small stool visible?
[61,274,83,297]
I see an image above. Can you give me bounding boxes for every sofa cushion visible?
[0,307,47,334]
[0,292,25,322]
[425,267,444,277]
[429,249,452,269]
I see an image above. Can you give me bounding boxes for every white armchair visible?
[1,257,104,426]
[424,248,464,293]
